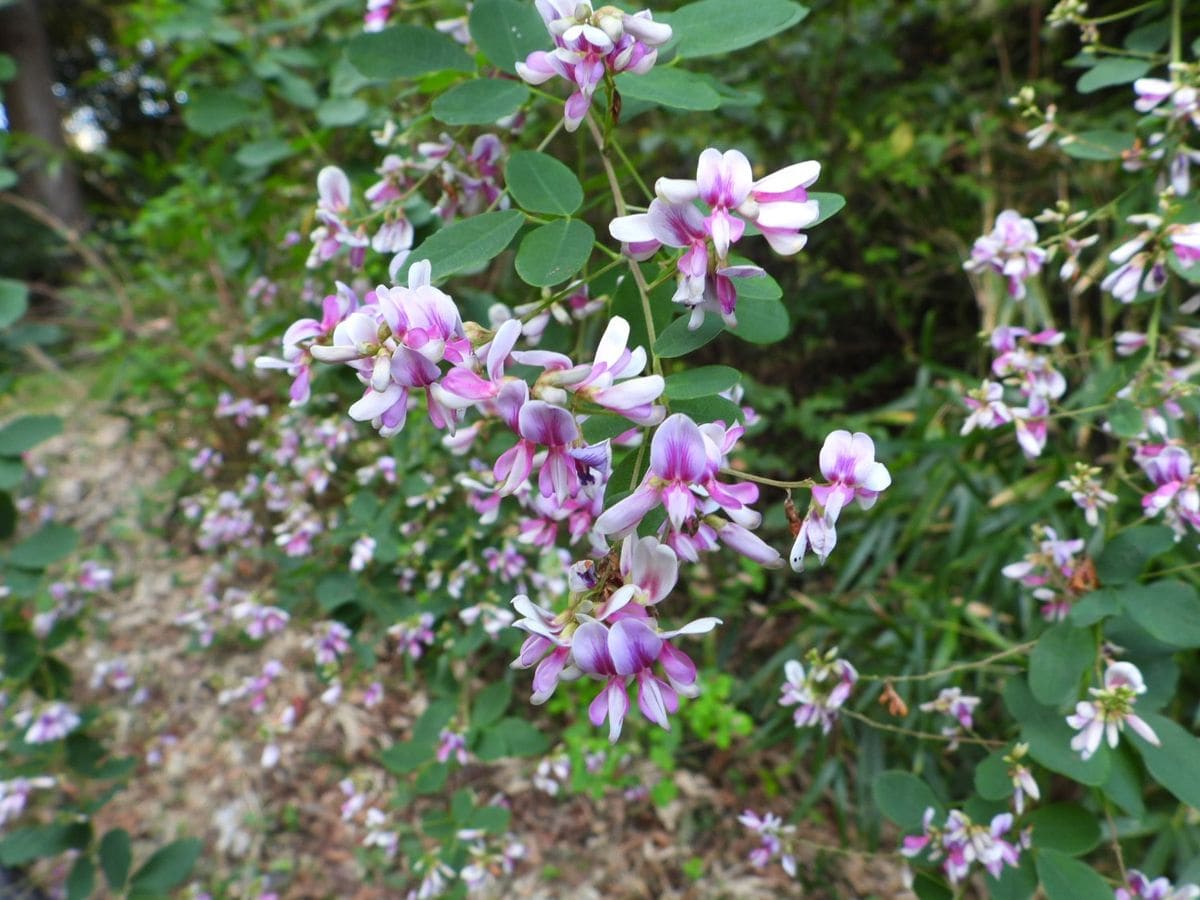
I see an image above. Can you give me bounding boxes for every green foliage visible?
[432,79,529,126]
[515,219,595,286]
[398,210,525,281]
[505,151,584,216]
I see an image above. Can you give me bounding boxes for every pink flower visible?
[964,210,1047,300]
[516,2,671,132]
[811,430,892,522]
[23,703,80,744]
[1067,661,1160,760]
[779,648,857,733]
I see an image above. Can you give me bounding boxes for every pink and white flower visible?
[1067,661,1161,760]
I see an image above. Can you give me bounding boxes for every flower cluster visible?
[1067,661,1160,761]
[778,646,857,734]
[610,148,822,328]
[1002,524,1087,621]
[738,809,797,877]
[517,1,672,132]
[1116,870,1200,900]
[790,430,891,571]
[901,808,1027,886]
[964,209,1047,300]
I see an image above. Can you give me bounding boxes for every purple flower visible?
[779,648,857,734]
[964,209,1047,300]
[23,703,80,744]
[1117,869,1200,900]
[516,1,671,132]
[811,430,892,522]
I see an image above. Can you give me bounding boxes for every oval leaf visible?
[1094,525,1175,585]
[100,828,132,891]
[129,838,202,894]
[8,522,78,570]
[181,90,259,136]
[654,313,724,358]
[1058,129,1135,161]
[515,219,594,287]
[1035,848,1112,900]
[346,24,473,80]
[0,277,29,329]
[1004,678,1110,786]
[469,0,547,74]
[1029,622,1094,707]
[872,770,943,830]
[1131,713,1200,809]
[663,365,740,400]
[810,192,846,227]
[665,0,809,59]
[1077,58,1152,93]
[729,292,790,344]
[506,150,583,216]
[614,67,721,111]
[432,79,529,126]
[400,210,524,281]
[1120,580,1200,648]
[1028,803,1101,856]
[0,414,62,456]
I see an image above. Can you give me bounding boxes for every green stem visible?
[585,112,663,377]
[719,468,815,490]
[859,641,1036,683]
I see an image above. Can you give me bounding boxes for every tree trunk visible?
[0,0,87,231]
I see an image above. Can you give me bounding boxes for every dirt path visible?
[26,409,911,899]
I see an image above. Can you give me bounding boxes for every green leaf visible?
[663,365,740,400]
[467,804,511,833]
[432,79,529,125]
[671,394,744,425]
[475,716,550,760]
[381,740,433,774]
[1106,399,1144,438]
[615,67,721,111]
[1120,580,1200,648]
[1058,130,1135,161]
[1170,251,1200,284]
[1077,58,1152,93]
[234,138,296,169]
[1029,623,1094,706]
[988,854,1038,900]
[1102,746,1145,818]
[871,770,942,830]
[809,192,846,227]
[1028,803,1101,855]
[0,414,62,456]
[401,210,524,281]
[0,822,89,865]
[1035,848,1112,900]
[515,219,594,287]
[1132,713,1200,809]
[0,53,15,82]
[912,871,953,900]
[67,854,95,900]
[974,748,1014,801]
[346,24,473,80]
[505,150,583,216]
[100,829,132,891]
[129,838,202,894]
[8,522,78,570]
[0,458,24,490]
[469,0,547,74]
[315,573,356,611]
[1004,678,1110,786]
[1094,525,1175,585]
[654,313,724,358]
[470,680,512,729]
[0,167,17,191]
[316,96,369,127]
[0,277,28,329]
[1068,587,1123,627]
[580,414,635,444]
[182,90,259,136]
[666,0,809,59]
[729,292,789,344]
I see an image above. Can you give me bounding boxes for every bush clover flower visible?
[738,809,797,877]
[964,209,1047,300]
[516,1,672,132]
[901,808,1026,886]
[1067,661,1161,760]
[779,647,857,734]
[610,148,821,328]
[22,703,81,745]
[1117,870,1200,900]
